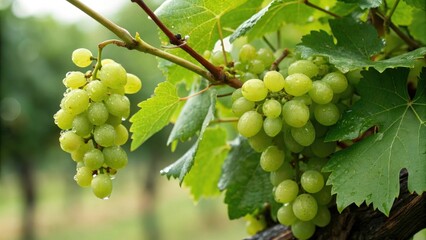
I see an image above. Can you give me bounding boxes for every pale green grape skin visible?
[239,44,257,63]
[292,193,318,221]
[72,48,93,68]
[72,113,93,137]
[413,228,426,240]
[71,140,94,162]
[105,94,130,119]
[277,203,297,226]
[241,72,259,82]
[301,170,325,193]
[99,62,127,89]
[263,117,283,137]
[292,94,312,106]
[114,124,129,145]
[282,100,310,128]
[283,128,304,153]
[103,146,128,169]
[93,124,116,147]
[245,216,266,236]
[256,48,275,67]
[61,89,90,115]
[270,162,295,186]
[211,51,231,66]
[231,89,243,102]
[291,220,316,240]
[63,71,86,89]
[311,138,336,158]
[262,99,282,118]
[249,59,265,74]
[291,121,316,146]
[312,205,331,227]
[74,166,93,187]
[263,71,285,92]
[284,73,313,96]
[346,69,362,86]
[59,131,84,153]
[241,79,268,102]
[314,103,340,126]
[54,109,74,130]
[322,72,348,94]
[106,114,122,126]
[124,73,142,94]
[87,102,109,126]
[248,129,273,153]
[309,81,334,104]
[232,97,255,117]
[313,185,332,205]
[86,80,108,102]
[288,60,319,78]
[274,179,299,203]
[306,157,328,172]
[260,146,284,172]
[83,149,105,170]
[237,110,263,138]
[91,174,113,199]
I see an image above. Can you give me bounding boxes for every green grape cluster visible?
[54,48,142,199]
[232,45,358,239]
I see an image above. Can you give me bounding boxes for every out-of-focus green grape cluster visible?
[54,48,142,199]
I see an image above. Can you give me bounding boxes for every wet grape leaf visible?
[408,9,426,44]
[219,137,274,219]
[323,68,426,216]
[130,81,179,150]
[297,17,426,73]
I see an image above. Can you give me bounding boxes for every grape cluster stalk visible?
[54,48,142,199]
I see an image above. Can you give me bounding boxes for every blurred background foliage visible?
[0,1,246,239]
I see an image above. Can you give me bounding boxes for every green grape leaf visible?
[388,0,413,26]
[408,9,426,44]
[183,127,230,201]
[403,0,426,11]
[230,0,315,42]
[337,0,382,9]
[155,0,263,84]
[297,17,426,73]
[160,91,217,183]
[130,81,179,150]
[323,68,426,216]
[218,137,274,219]
[167,79,211,145]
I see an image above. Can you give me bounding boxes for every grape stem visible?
[92,39,126,79]
[270,49,290,71]
[65,0,242,88]
[179,84,217,101]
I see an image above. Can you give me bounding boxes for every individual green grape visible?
[270,162,295,186]
[322,72,348,94]
[61,89,90,115]
[263,117,282,137]
[413,228,426,240]
[59,131,84,153]
[87,102,109,126]
[284,73,313,96]
[291,220,316,240]
[106,114,122,126]
[305,157,328,172]
[312,205,331,227]
[71,140,94,162]
[346,69,362,86]
[256,48,275,67]
[91,173,113,199]
[241,79,268,102]
[232,97,255,117]
[314,103,340,126]
[63,71,87,89]
[283,127,304,153]
[287,60,319,78]
[231,88,243,102]
[211,51,231,66]
[72,48,93,68]
[124,73,142,94]
[263,71,285,92]
[105,94,130,119]
[248,129,273,153]
[301,170,325,193]
[245,215,266,236]
[72,113,93,137]
[74,166,93,187]
[239,44,257,63]
[93,124,116,147]
[86,80,108,102]
[313,185,332,205]
[292,193,318,221]
[262,99,282,118]
[260,146,284,172]
[248,59,265,74]
[240,72,259,82]
[54,109,74,130]
[291,121,316,146]
[275,179,299,203]
[292,94,312,106]
[114,124,129,145]
[237,110,263,138]
[309,81,333,104]
[277,203,297,226]
[83,149,104,170]
[99,62,127,89]
[310,138,336,158]
[282,100,310,128]
[234,61,247,72]
[103,145,128,169]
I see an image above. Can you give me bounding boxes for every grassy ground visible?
[0,161,247,240]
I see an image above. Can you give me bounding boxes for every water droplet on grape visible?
[102,196,110,200]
